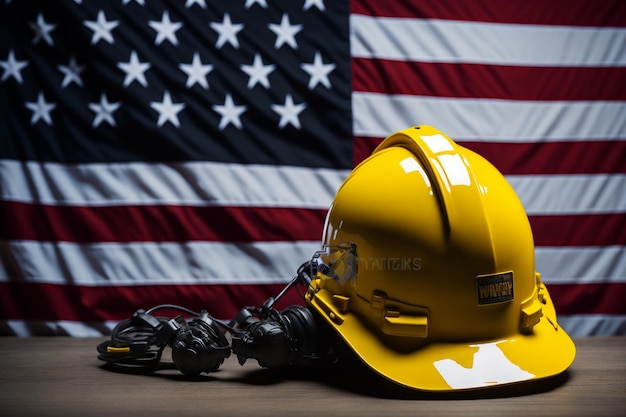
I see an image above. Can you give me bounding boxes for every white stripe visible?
[5,316,624,337]
[0,240,321,286]
[352,92,626,141]
[1,320,117,337]
[2,241,623,287]
[2,162,624,216]
[507,174,626,215]
[351,14,626,66]
[558,315,626,337]
[0,159,349,208]
[2,315,624,337]
[537,246,626,284]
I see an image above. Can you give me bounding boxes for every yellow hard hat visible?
[305,125,575,391]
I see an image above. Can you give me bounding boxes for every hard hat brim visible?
[310,290,576,392]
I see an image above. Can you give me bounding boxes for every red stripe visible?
[547,282,626,315]
[0,202,327,243]
[0,282,305,322]
[353,59,626,101]
[351,0,626,26]
[530,214,626,247]
[353,136,626,175]
[1,281,622,323]
[461,141,626,175]
[3,203,623,248]
[353,135,382,167]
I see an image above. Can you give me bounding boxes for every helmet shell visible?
[306,125,575,391]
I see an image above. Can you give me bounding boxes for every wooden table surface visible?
[0,337,624,417]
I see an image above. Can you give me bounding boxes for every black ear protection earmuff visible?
[229,302,320,369]
[96,305,231,375]
[97,260,333,375]
[156,310,231,375]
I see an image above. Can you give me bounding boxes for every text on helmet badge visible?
[476,272,514,305]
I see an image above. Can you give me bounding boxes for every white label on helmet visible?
[434,341,535,389]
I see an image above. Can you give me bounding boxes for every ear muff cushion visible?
[281,306,318,364]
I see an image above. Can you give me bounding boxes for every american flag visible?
[0,0,624,336]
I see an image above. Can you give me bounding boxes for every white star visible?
[83,10,119,45]
[58,56,85,88]
[303,0,325,11]
[150,91,185,127]
[122,0,145,4]
[212,93,247,130]
[268,13,302,50]
[88,93,121,127]
[301,52,335,89]
[29,12,57,46]
[25,92,56,125]
[117,50,151,87]
[1,50,28,84]
[179,52,213,89]
[185,0,206,7]
[241,54,275,89]
[210,13,244,49]
[272,94,306,129]
[149,11,183,46]
[245,0,267,8]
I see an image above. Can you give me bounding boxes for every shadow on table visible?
[98,352,571,400]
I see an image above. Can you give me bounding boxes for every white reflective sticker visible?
[434,341,535,389]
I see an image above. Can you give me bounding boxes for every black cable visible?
[145,304,200,316]
[97,260,318,372]
[96,319,165,370]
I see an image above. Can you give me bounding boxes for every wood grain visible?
[0,337,624,417]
